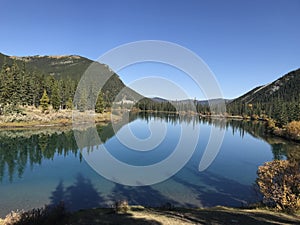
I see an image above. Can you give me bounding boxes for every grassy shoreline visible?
[1,108,299,143]
[0,106,114,129]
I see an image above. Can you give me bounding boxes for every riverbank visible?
[1,206,299,225]
[0,106,113,129]
[1,107,299,143]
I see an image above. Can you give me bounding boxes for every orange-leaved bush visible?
[257,160,300,212]
[286,121,300,140]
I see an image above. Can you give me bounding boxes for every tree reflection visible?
[1,113,299,182]
[0,124,117,182]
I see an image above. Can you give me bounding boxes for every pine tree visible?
[95,92,105,113]
[1,64,14,105]
[51,81,61,111]
[40,89,50,112]
[19,61,27,105]
[10,61,22,106]
[66,97,73,110]
[0,62,8,106]
[77,89,87,112]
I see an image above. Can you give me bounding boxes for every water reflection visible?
[0,124,117,182]
[0,113,299,183]
[0,113,299,216]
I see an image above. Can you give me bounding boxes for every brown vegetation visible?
[0,106,113,128]
[286,121,300,141]
[257,160,300,212]
[266,119,300,142]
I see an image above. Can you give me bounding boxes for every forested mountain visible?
[0,52,142,114]
[230,69,300,104]
[227,68,300,125]
[1,52,299,126]
[1,53,92,80]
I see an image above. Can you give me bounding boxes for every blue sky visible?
[1,0,299,99]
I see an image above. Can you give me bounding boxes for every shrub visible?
[257,160,300,212]
[286,121,300,140]
[114,200,130,213]
[251,114,259,120]
[3,203,66,225]
[266,119,277,131]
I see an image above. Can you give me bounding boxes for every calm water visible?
[0,113,298,217]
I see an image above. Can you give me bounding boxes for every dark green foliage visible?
[227,69,300,125]
[51,81,61,111]
[135,98,177,112]
[66,97,73,109]
[77,89,87,112]
[0,61,16,106]
[0,61,30,114]
[95,92,105,113]
[0,52,142,114]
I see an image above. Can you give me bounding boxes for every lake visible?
[0,113,298,217]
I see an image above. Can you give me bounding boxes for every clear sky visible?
[1,0,299,100]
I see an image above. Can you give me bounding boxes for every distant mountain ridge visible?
[1,53,95,80]
[227,68,300,124]
[0,52,143,104]
[230,68,300,105]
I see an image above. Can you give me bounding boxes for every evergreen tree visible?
[40,89,50,112]
[0,63,14,105]
[77,89,87,112]
[51,81,61,111]
[10,61,22,106]
[30,71,43,107]
[0,62,9,107]
[95,92,105,113]
[19,61,27,105]
[66,97,74,110]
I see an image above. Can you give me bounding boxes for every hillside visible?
[1,52,95,80]
[0,52,142,107]
[7,54,92,80]
[230,68,300,104]
[227,68,300,124]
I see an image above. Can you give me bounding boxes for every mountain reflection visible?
[0,112,298,182]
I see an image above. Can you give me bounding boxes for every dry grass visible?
[0,106,115,129]
[67,206,300,225]
[1,206,299,225]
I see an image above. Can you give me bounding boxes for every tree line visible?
[134,96,300,126]
[0,60,106,115]
[227,98,300,126]
[1,59,299,127]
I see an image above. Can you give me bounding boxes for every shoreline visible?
[0,109,299,143]
[0,107,114,129]
[1,205,299,225]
